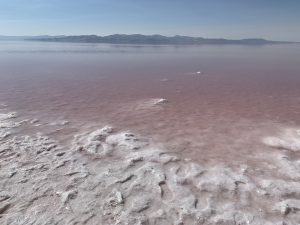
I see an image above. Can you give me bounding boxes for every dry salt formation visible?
[0,107,300,225]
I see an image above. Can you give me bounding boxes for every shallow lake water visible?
[1,41,300,166]
[1,41,300,224]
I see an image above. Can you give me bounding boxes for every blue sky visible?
[0,0,299,41]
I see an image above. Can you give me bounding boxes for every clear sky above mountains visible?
[0,0,299,41]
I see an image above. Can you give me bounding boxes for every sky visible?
[0,0,299,41]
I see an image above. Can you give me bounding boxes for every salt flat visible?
[0,108,300,224]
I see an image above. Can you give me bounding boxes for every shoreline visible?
[1,107,300,224]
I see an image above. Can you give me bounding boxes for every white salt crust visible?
[0,112,300,224]
[262,128,300,152]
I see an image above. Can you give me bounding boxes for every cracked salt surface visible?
[0,110,300,224]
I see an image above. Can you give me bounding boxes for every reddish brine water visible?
[1,41,300,167]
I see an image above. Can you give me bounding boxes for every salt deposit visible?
[0,130,10,141]
[262,128,300,151]
[141,98,168,107]
[0,112,17,121]
[0,110,300,224]
[30,119,39,124]
[0,112,22,141]
[153,98,168,105]
[50,120,70,126]
[122,98,168,113]
[184,71,203,76]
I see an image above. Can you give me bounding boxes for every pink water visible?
[1,41,300,166]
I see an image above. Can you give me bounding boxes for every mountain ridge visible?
[1,34,296,45]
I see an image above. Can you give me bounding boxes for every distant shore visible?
[30,34,293,45]
[0,34,296,45]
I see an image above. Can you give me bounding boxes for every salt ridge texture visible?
[263,128,300,152]
[0,110,300,224]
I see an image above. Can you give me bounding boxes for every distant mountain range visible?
[0,34,295,45]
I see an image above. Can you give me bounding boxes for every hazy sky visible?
[0,0,299,41]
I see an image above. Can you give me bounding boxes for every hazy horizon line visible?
[0,33,294,41]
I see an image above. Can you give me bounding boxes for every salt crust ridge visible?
[0,111,300,224]
[262,128,300,152]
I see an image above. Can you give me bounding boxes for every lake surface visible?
[2,41,300,224]
[1,41,300,166]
